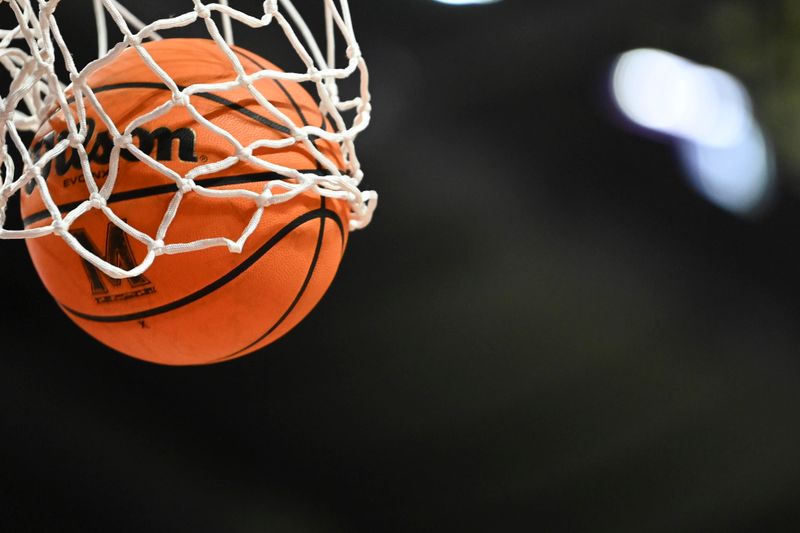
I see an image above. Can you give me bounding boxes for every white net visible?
[0,0,374,280]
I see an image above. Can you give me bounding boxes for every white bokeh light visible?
[612,49,752,147]
[611,48,773,215]
[679,125,772,215]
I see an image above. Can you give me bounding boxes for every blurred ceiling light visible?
[612,49,752,147]
[433,0,501,5]
[611,48,774,215]
[679,124,772,215]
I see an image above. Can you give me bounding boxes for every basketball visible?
[21,38,350,366]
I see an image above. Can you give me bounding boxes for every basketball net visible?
[0,0,374,280]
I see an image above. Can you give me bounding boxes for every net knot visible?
[178,179,194,194]
[114,133,132,149]
[236,74,253,87]
[172,92,190,106]
[89,192,106,209]
[346,44,362,60]
[307,69,322,84]
[256,190,273,208]
[195,4,212,19]
[152,239,166,256]
[38,45,51,63]
[67,132,85,147]
[263,0,278,15]
[52,218,67,235]
[236,146,253,161]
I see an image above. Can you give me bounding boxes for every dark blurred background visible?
[4,0,800,531]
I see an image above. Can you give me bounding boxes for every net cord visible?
[0,0,376,280]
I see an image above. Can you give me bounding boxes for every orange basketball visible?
[21,38,350,366]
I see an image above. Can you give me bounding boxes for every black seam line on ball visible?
[59,206,344,323]
[52,82,292,135]
[218,196,329,361]
[21,169,334,227]
[216,50,341,359]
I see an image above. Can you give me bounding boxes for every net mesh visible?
[0,0,374,280]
